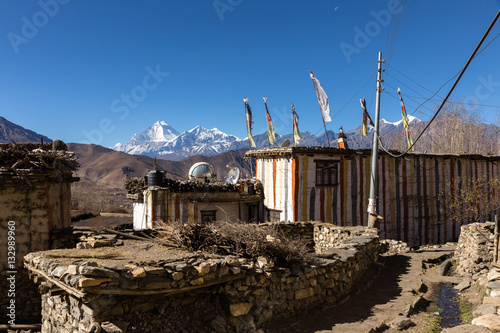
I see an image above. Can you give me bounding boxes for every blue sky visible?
[1,1,499,147]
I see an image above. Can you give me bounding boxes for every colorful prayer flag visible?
[310,71,332,123]
[263,97,277,146]
[397,88,414,151]
[244,97,256,148]
[291,103,301,145]
[360,97,374,136]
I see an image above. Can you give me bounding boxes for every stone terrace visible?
[25,224,379,332]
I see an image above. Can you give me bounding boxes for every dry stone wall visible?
[261,221,315,249]
[455,222,494,277]
[313,224,376,252]
[26,228,379,332]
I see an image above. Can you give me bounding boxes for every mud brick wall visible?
[0,181,73,323]
[26,233,379,332]
[455,222,495,277]
[0,182,72,269]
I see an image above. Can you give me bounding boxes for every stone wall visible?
[26,230,379,332]
[261,222,378,254]
[0,142,78,324]
[454,222,494,278]
[313,224,375,253]
[261,221,315,249]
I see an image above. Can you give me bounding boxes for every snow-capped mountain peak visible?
[113,121,246,160]
[135,120,179,142]
[113,120,180,153]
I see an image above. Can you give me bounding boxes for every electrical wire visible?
[384,64,441,96]
[330,70,377,121]
[384,0,406,69]
[379,9,500,158]
[383,91,500,109]
[379,90,445,151]
[385,72,430,98]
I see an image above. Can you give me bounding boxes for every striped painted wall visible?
[249,148,500,247]
[256,157,294,222]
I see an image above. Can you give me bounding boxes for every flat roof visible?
[244,147,500,161]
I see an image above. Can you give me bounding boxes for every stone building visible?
[0,141,78,324]
[126,164,265,229]
[246,146,500,247]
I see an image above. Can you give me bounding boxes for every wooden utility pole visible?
[367,52,384,226]
[494,214,499,262]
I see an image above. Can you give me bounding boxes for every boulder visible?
[473,304,498,316]
[389,316,414,330]
[454,280,471,292]
[230,303,253,317]
[442,324,492,332]
[472,313,500,331]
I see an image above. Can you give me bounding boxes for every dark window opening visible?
[201,210,217,223]
[315,160,339,186]
[268,209,282,222]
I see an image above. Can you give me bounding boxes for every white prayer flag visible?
[310,71,332,123]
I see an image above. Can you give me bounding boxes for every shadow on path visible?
[263,254,411,332]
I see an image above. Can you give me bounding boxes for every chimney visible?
[337,126,348,149]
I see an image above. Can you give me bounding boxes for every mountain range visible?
[0,116,52,144]
[67,143,253,188]
[3,113,499,192]
[112,116,423,160]
[113,121,245,160]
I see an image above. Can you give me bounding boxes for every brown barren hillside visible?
[67,143,254,189]
[0,116,52,143]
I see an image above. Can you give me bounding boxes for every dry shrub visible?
[155,220,315,266]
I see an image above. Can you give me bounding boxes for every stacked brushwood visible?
[0,141,79,173]
[155,221,315,266]
[125,176,147,194]
[125,176,263,195]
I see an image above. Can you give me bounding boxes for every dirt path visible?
[263,245,458,333]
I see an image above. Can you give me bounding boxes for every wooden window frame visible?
[201,210,217,223]
[315,160,339,186]
[268,208,282,222]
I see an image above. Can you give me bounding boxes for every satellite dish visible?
[225,167,240,184]
[281,139,290,147]
[188,162,216,183]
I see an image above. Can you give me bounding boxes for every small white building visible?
[127,177,264,229]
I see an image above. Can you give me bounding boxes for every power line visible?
[474,31,500,58]
[384,0,406,69]
[380,9,500,158]
[382,88,433,118]
[383,31,500,106]
[385,72,430,98]
[384,64,441,96]
[384,91,500,109]
[330,70,377,121]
